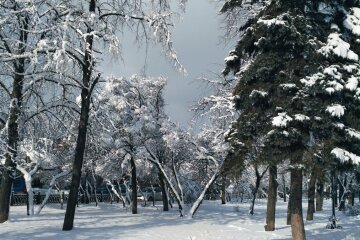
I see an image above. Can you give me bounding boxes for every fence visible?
[10,192,114,206]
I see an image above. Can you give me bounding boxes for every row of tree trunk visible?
[247,160,328,240]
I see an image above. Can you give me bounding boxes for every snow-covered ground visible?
[1,199,359,240]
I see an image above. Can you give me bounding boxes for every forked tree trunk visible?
[306,168,316,221]
[249,174,261,215]
[265,165,277,231]
[290,157,306,240]
[315,176,324,211]
[0,17,28,223]
[63,0,97,231]
[249,165,268,215]
[130,155,137,214]
[145,149,184,217]
[189,164,219,218]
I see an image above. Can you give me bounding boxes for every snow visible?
[37,39,48,50]
[257,18,286,26]
[280,83,297,90]
[254,37,267,46]
[346,128,360,140]
[1,200,360,240]
[318,33,359,61]
[330,23,340,32]
[272,112,293,127]
[294,114,310,122]
[325,80,343,94]
[318,2,334,15]
[331,147,360,164]
[344,65,357,73]
[323,66,342,80]
[249,90,268,98]
[345,76,358,91]
[326,104,345,118]
[300,72,324,87]
[334,123,345,129]
[224,55,238,63]
[344,8,360,36]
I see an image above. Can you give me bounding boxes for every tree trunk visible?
[85,173,90,204]
[334,175,338,207]
[315,176,324,211]
[282,174,287,202]
[0,17,27,223]
[91,170,98,207]
[63,0,96,231]
[158,171,169,211]
[265,165,277,231]
[130,155,137,214]
[189,167,219,218]
[221,176,226,204]
[348,181,355,206]
[146,148,184,217]
[306,168,316,221]
[287,196,291,225]
[249,166,264,215]
[249,177,260,215]
[338,174,346,211]
[290,158,306,240]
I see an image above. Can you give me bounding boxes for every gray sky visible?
[101,0,233,128]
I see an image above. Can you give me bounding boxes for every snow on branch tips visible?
[331,147,360,165]
[343,7,360,36]
[318,33,358,61]
[326,104,345,118]
[272,112,293,128]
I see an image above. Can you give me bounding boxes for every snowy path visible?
[1,200,359,239]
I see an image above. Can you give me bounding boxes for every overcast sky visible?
[101,0,233,129]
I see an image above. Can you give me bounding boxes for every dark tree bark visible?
[84,172,90,204]
[338,174,346,211]
[249,165,268,215]
[348,180,355,206]
[315,176,324,211]
[91,170,98,206]
[282,174,287,202]
[289,158,306,240]
[158,171,169,211]
[62,94,91,230]
[286,196,291,225]
[62,0,97,231]
[130,155,137,214]
[334,175,338,207]
[0,15,28,223]
[265,165,277,231]
[306,168,316,221]
[221,176,226,205]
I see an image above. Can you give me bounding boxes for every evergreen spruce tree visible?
[221,0,360,239]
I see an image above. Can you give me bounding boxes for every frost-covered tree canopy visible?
[222,0,360,172]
